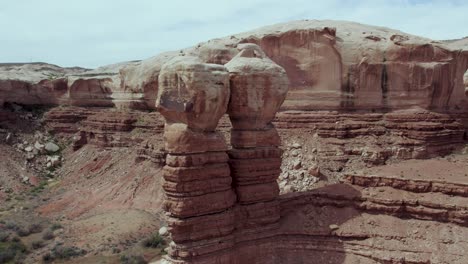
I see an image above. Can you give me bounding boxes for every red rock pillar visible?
[225,44,289,239]
[157,56,236,263]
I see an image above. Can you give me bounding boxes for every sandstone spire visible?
[156,45,289,263]
[157,56,236,263]
[226,43,289,238]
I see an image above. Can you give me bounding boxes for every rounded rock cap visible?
[225,44,289,130]
[156,56,230,131]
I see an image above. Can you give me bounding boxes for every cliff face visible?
[120,20,468,112]
[1,20,467,113]
[241,22,468,112]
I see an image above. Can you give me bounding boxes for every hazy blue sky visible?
[0,0,466,68]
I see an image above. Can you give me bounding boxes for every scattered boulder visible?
[283,185,294,193]
[297,171,305,180]
[26,153,35,161]
[292,159,302,170]
[158,226,168,237]
[45,142,60,153]
[72,131,87,151]
[21,175,29,184]
[47,155,61,167]
[308,163,321,177]
[34,141,45,152]
[24,146,33,152]
[291,143,301,149]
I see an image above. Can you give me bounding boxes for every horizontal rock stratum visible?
[1,20,467,112]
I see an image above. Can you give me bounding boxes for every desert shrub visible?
[16,227,30,237]
[28,223,43,234]
[31,240,45,249]
[0,239,27,263]
[51,246,86,260]
[120,254,147,264]
[30,181,47,194]
[50,223,62,231]
[42,252,52,262]
[5,221,18,231]
[42,230,54,240]
[142,233,165,248]
[0,246,16,263]
[0,232,9,242]
[42,246,86,262]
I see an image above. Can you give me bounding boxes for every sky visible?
[0,0,467,68]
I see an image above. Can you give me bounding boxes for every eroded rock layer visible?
[275,108,466,163]
[2,21,467,113]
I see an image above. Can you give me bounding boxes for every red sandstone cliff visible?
[1,21,468,263]
[1,20,467,113]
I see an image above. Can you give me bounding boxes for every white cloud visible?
[0,0,466,68]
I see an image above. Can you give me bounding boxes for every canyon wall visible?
[2,20,468,264]
[152,42,468,264]
[1,21,467,113]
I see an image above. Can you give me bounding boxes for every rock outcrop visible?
[155,43,468,264]
[156,56,237,263]
[117,20,468,114]
[158,45,291,263]
[225,44,287,250]
[2,20,468,264]
[0,62,134,108]
[2,21,467,114]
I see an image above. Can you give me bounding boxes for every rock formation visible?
[225,44,287,247]
[1,20,468,264]
[116,20,468,113]
[157,44,290,263]
[2,21,467,114]
[156,56,237,263]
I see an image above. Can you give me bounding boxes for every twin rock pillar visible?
[225,44,289,243]
[157,44,289,263]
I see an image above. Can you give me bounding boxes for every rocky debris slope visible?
[0,105,66,198]
[37,146,165,220]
